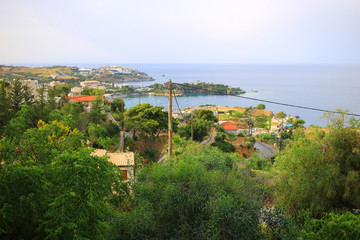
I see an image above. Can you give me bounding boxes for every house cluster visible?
[77,66,133,77]
[91,149,135,182]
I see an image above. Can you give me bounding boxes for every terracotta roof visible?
[107,152,134,166]
[221,121,238,131]
[91,149,107,157]
[68,95,103,102]
[91,149,134,166]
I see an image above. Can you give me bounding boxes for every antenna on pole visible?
[168,79,173,159]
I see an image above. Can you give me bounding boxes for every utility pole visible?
[168,79,173,159]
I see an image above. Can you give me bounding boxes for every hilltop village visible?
[1,69,359,239]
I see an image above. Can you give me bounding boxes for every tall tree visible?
[0,79,10,130]
[89,96,106,124]
[124,103,176,137]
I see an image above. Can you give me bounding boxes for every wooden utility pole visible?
[168,79,173,159]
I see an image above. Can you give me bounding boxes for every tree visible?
[275,111,286,118]
[193,109,218,122]
[111,97,125,113]
[8,78,34,117]
[178,118,208,141]
[275,111,360,217]
[124,103,177,137]
[0,115,127,239]
[0,79,10,130]
[89,96,106,124]
[256,104,266,110]
[245,117,255,136]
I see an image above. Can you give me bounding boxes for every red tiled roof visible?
[68,95,103,102]
[221,121,238,131]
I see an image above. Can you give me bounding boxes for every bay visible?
[112,64,360,127]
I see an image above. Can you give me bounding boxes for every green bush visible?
[215,132,226,142]
[142,148,160,163]
[216,124,225,133]
[300,212,360,239]
[248,153,271,170]
[111,144,264,239]
[211,141,236,153]
[237,132,245,137]
[226,132,237,141]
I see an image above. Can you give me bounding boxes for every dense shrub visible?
[110,144,265,239]
[247,153,271,170]
[211,141,236,153]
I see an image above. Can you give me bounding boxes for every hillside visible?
[0,65,154,83]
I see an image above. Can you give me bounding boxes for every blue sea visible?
[109,64,360,127]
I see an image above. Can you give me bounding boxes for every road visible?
[254,141,278,158]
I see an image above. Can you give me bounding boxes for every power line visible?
[172,89,185,119]
[173,82,360,117]
[130,107,153,133]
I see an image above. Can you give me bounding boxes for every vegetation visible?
[111,142,264,239]
[147,81,245,95]
[178,118,209,141]
[1,76,360,239]
[124,103,178,138]
[275,111,360,217]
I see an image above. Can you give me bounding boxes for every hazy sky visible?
[1,0,360,64]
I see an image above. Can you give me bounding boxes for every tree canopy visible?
[275,112,360,217]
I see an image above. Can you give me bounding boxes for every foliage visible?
[141,148,160,163]
[275,112,360,217]
[110,144,264,239]
[248,153,271,170]
[216,124,225,133]
[256,104,266,110]
[124,103,177,137]
[89,96,107,124]
[300,212,360,239]
[256,132,278,143]
[111,97,125,113]
[193,109,218,122]
[226,132,237,142]
[237,132,245,137]
[275,111,286,118]
[211,141,236,153]
[81,87,105,96]
[215,132,226,142]
[178,118,209,141]
[0,112,127,239]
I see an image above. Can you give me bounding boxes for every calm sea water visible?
[113,64,360,127]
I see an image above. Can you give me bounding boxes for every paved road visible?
[254,141,278,158]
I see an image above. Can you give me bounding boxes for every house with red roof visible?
[221,121,238,134]
[68,95,107,112]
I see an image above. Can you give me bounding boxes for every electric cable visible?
[172,88,186,119]
[172,82,360,117]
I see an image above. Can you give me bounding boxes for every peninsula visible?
[0,65,154,83]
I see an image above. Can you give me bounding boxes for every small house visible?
[221,121,238,134]
[91,150,135,182]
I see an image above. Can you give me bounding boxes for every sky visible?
[1,0,360,65]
